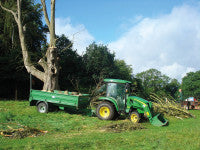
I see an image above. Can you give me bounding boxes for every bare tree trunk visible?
[41,0,59,91]
[43,47,60,90]
[0,0,60,91]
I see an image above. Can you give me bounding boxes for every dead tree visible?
[0,0,59,91]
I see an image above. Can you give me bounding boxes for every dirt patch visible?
[0,124,47,139]
[100,121,145,133]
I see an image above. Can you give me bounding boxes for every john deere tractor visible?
[95,79,168,126]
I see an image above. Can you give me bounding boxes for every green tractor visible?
[95,79,168,126]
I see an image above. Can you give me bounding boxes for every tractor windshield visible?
[106,82,126,111]
[106,83,126,100]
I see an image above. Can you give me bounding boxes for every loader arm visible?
[127,96,168,126]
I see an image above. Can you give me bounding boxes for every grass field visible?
[0,100,200,150]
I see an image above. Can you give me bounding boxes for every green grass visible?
[0,100,200,150]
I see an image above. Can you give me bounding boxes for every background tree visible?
[83,42,116,83]
[113,59,133,81]
[56,34,85,92]
[0,0,59,91]
[164,78,180,98]
[83,42,133,87]
[136,68,179,98]
[0,0,46,99]
[131,77,145,97]
[182,71,200,99]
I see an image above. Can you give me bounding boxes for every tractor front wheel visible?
[96,102,115,120]
[130,111,140,123]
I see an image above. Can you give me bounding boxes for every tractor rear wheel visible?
[96,102,115,120]
[130,111,140,123]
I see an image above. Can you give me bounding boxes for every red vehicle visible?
[182,97,200,110]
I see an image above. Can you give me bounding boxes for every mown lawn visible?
[0,100,200,150]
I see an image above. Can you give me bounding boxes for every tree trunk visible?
[43,47,60,91]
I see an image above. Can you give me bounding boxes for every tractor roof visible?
[104,78,131,84]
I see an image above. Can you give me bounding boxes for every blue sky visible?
[48,0,187,42]
[36,0,200,81]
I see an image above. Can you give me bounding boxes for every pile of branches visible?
[150,93,194,118]
[89,77,105,107]
[101,121,145,133]
[0,123,47,139]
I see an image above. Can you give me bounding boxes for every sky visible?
[36,0,200,82]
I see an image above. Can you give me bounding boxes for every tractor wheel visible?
[37,102,48,113]
[130,111,140,123]
[96,102,115,120]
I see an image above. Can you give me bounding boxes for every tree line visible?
[0,0,199,101]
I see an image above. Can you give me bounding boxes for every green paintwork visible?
[104,78,131,84]
[97,97,119,111]
[151,114,168,126]
[126,96,167,126]
[29,90,90,109]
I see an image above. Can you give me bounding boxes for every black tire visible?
[96,102,115,120]
[37,102,48,113]
[113,111,119,120]
[49,104,59,112]
[130,111,140,123]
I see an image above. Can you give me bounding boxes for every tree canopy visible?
[182,71,200,99]
[83,42,115,79]
[0,0,46,99]
[136,69,180,98]
[83,42,133,88]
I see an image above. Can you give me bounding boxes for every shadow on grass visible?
[63,107,94,117]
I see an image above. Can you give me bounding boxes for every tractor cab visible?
[98,79,131,112]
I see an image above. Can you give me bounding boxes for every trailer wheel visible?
[130,111,140,123]
[96,102,115,120]
[37,102,48,113]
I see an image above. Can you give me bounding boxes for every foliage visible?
[164,78,180,98]
[83,42,133,89]
[0,0,46,99]
[131,77,146,97]
[150,93,194,118]
[136,69,180,98]
[56,34,86,92]
[182,71,200,99]
[83,42,116,80]
[113,59,133,81]
[101,121,145,133]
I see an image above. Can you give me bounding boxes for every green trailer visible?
[29,78,168,126]
[29,90,90,113]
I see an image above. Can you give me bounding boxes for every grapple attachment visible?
[150,114,168,126]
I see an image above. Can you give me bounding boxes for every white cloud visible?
[109,4,200,81]
[160,63,196,80]
[55,18,94,54]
